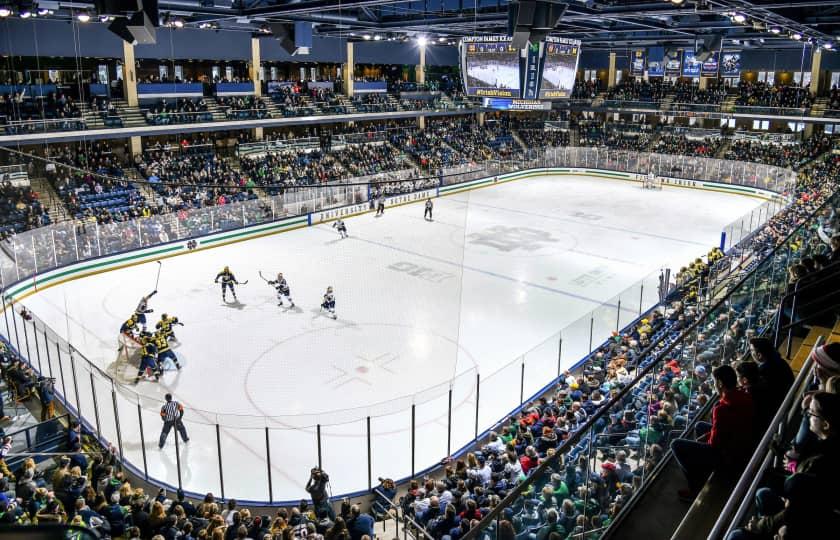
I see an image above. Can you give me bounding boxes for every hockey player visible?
[134,291,157,331]
[215,266,241,302]
[333,219,348,239]
[154,330,182,371]
[268,273,295,307]
[156,313,183,341]
[321,286,337,319]
[135,332,160,384]
[376,196,385,216]
[424,198,433,221]
[120,314,139,340]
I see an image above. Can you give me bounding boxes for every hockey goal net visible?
[641,173,663,190]
[115,333,143,381]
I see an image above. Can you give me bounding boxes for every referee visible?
[159,393,189,449]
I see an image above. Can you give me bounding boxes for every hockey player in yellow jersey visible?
[154,330,182,371]
[156,313,183,341]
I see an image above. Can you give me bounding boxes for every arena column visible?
[122,41,138,108]
[416,41,426,86]
[343,42,355,98]
[810,48,823,96]
[698,76,709,91]
[251,37,264,140]
[608,52,617,88]
[417,115,425,130]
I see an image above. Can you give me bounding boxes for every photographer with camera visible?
[306,467,334,520]
[38,377,56,421]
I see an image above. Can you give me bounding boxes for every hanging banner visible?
[721,52,742,76]
[522,41,545,100]
[682,50,702,78]
[701,52,720,77]
[665,49,682,76]
[647,46,665,77]
[631,49,646,76]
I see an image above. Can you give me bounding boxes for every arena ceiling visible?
[4,0,840,50]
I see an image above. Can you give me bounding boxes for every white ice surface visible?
[20,175,763,501]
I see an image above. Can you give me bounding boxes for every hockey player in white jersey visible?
[268,272,295,308]
[321,286,337,319]
[333,219,348,239]
[135,291,157,331]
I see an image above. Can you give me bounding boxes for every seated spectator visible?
[670,365,754,497]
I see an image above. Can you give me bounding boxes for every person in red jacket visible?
[670,364,755,498]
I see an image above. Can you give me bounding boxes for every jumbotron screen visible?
[462,37,521,98]
[540,38,580,99]
[460,35,581,100]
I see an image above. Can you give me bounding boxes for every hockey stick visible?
[235,280,249,285]
[153,260,162,291]
[258,271,272,283]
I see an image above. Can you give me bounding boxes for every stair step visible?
[789,325,832,373]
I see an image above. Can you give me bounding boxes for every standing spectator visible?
[0,436,12,478]
[159,393,189,449]
[306,467,333,520]
[670,365,755,497]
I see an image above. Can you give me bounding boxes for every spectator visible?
[670,365,755,497]
[748,337,794,408]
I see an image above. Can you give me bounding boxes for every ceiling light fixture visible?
[76,11,91,23]
[417,36,428,46]
[363,34,371,40]
[0,7,10,17]
[791,32,802,40]
[823,42,833,49]
[374,34,382,40]
[20,9,31,18]
[769,27,781,34]
[732,13,747,24]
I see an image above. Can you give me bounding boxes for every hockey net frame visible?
[641,174,663,190]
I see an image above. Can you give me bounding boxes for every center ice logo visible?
[468,226,558,252]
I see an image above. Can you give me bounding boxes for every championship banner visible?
[647,46,665,77]
[665,49,682,76]
[701,52,720,77]
[631,49,646,76]
[681,50,701,78]
[721,52,741,76]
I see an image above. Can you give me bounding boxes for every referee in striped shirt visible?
[159,393,189,449]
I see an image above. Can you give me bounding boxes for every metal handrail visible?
[459,186,839,540]
[707,337,822,540]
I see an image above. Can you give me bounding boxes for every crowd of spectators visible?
[735,82,814,109]
[578,121,606,147]
[221,96,268,120]
[0,182,50,237]
[606,79,669,102]
[725,134,833,169]
[571,80,601,100]
[517,129,570,148]
[239,149,344,192]
[604,130,653,151]
[653,135,722,158]
[143,98,211,125]
[1,91,83,133]
[332,143,410,178]
[672,81,727,105]
[353,94,398,113]
[136,147,256,212]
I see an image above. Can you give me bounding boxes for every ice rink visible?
[21,174,764,501]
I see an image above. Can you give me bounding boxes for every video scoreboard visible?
[460,35,581,100]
